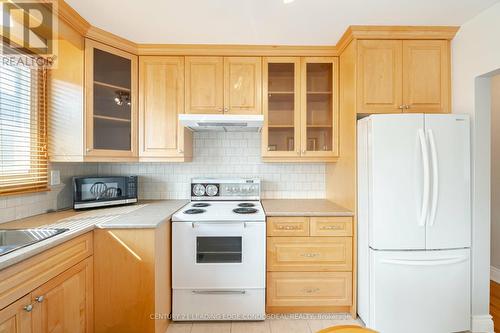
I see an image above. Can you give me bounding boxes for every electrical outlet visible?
[50,170,61,186]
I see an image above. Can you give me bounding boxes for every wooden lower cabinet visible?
[31,257,93,333]
[267,237,352,272]
[0,233,93,333]
[266,216,354,314]
[93,223,170,333]
[267,272,352,307]
[0,295,32,333]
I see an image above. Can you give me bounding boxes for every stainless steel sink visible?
[0,228,69,256]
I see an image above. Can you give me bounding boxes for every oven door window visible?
[196,237,242,263]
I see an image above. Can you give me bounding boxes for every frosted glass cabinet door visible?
[301,57,339,158]
[85,39,138,159]
[262,57,301,158]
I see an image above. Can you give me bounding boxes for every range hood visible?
[179,114,264,132]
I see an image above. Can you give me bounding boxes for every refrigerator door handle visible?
[418,129,430,227]
[428,129,439,227]
[380,256,468,267]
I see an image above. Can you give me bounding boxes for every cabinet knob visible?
[302,150,306,155]
[223,107,229,113]
[218,107,224,113]
[24,304,33,312]
[178,149,184,154]
[35,296,44,303]
[86,148,91,152]
[405,104,410,109]
[296,150,300,155]
[398,105,405,109]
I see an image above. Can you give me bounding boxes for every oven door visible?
[172,221,266,289]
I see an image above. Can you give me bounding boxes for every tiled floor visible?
[166,314,363,333]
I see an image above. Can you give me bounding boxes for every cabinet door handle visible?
[320,225,342,230]
[296,150,300,155]
[398,105,405,109]
[223,107,229,113]
[35,296,44,303]
[302,150,306,155]
[278,225,300,230]
[178,149,184,154]
[303,288,320,294]
[24,304,33,312]
[301,253,320,258]
[405,104,411,109]
[217,107,224,113]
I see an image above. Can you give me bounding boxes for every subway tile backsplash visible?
[99,132,326,200]
[0,132,326,224]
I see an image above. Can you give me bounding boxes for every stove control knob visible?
[206,185,218,197]
[193,184,205,196]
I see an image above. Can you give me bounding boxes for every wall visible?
[0,163,97,224]
[99,132,327,199]
[491,74,500,271]
[452,2,500,331]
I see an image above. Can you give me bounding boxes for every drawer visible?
[267,217,309,237]
[267,237,352,272]
[267,272,352,307]
[310,217,353,237]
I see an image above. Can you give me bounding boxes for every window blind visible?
[0,50,48,195]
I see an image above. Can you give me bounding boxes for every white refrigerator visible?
[357,114,471,333]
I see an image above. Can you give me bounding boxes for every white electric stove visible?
[171,178,266,321]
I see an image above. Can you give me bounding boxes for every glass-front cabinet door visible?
[262,57,301,158]
[84,39,138,159]
[301,57,339,158]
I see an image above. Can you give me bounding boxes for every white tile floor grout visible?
[166,314,363,333]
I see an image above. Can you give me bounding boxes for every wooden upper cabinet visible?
[185,56,224,114]
[357,40,403,114]
[301,57,339,158]
[0,294,32,333]
[84,39,138,160]
[31,258,93,333]
[224,57,262,114]
[262,57,301,158]
[139,56,192,161]
[402,40,450,113]
[357,39,450,114]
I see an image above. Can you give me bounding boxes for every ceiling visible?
[66,0,499,45]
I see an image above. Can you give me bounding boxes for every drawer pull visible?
[278,225,301,230]
[301,253,320,258]
[320,225,342,230]
[303,288,320,294]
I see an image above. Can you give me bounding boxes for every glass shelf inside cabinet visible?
[267,63,296,152]
[306,63,333,152]
[93,48,132,151]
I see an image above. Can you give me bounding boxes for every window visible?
[0,49,48,195]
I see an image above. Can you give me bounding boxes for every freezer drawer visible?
[367,248,470,333]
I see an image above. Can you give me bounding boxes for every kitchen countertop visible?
[0,200,188,270]
[262,199,354,217]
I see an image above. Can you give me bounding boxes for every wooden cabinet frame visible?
[84,39,138,160]
[262,57,301,159]
[263,57,339,162]
[300,57,339,158]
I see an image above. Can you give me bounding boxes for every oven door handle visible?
[191,222,247,228]
[192,290,246,295]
